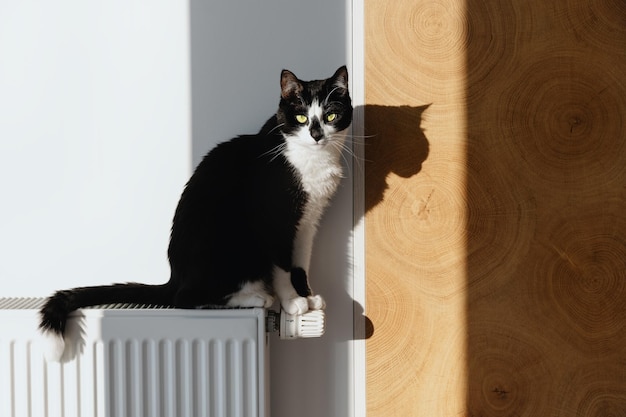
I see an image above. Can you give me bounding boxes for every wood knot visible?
[416,189,435,220]
[492,386,510,399]
[569,116,583,133]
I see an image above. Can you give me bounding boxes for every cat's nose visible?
[310,119,324,142]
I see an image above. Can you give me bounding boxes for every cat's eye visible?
[295,114,308,124]
[326,113,337,122]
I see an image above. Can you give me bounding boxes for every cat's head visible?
[276,66,353,148]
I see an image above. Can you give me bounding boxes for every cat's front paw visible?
[307,294,326,310]
[282,296,309,315]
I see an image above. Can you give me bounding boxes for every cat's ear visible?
[281,69,303,99]
[331,65,349,93]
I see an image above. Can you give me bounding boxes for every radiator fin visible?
[101,338,260,417]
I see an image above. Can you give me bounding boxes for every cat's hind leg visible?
[226,281,275,308]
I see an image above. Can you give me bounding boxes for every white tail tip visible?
[39,329,65,362]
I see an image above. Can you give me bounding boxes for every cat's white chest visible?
[285,142,343,203]
[283,137,345,280]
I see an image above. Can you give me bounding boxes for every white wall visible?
[0,2,355,416]
[0,2,191,293]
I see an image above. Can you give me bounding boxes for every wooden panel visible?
[364,0,626,415]
[364,1,468,415]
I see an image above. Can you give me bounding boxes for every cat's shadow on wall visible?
[361,104,431,213]
[337,104,431,340]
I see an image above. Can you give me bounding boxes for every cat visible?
[38,66,352,359]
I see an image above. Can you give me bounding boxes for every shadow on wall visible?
[364,104,431,213]
[355,104,431,339]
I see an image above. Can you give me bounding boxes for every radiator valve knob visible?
[279,309,325,339]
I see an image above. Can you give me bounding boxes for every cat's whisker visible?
[342,147,360,177]
[348,133,377,140]
[260,141,288,162]
[266,123,285,135]
[342,138,368,168]
[346,145,364,163]
[327,137,363,178]
[270,144,288,162]
[339,148,353,178]
[324,87,341,105]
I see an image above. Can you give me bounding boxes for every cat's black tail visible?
[39,282,175,337]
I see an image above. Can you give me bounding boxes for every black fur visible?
[39,66,352,336]
[169,131,307,308]
[290,267,312,297]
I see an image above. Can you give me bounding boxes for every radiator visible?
[0,298,271,417]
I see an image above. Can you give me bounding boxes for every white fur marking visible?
[284,100,347,273]
[307,295,326,310]
[40,329,66,362]
[277,100,350,313]
[227,281,274,308]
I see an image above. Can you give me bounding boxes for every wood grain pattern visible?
[465,1,626,415]
[364,0,626,415]
[365,1,468,415]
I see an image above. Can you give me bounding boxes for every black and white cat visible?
[39,66,352,358]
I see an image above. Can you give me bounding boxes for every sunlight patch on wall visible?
[364,0,469,415]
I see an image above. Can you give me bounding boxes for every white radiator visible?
[0,298,270,417]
